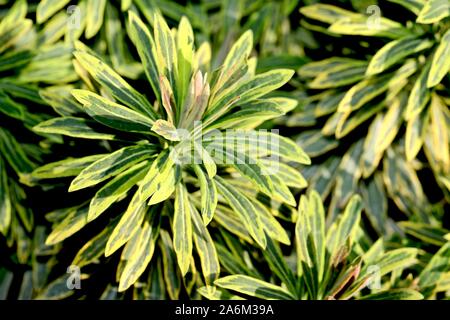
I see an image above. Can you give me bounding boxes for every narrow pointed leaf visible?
[215,275,295,300]
[70,145,156,192]
[173,183,193,276]
[72,89,155,132]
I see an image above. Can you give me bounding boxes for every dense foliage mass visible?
[0,0,449,300]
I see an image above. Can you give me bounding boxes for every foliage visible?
[29,10,308,294]
[0,0,449,301]
[211,192,449,300]
[290,1,449,236]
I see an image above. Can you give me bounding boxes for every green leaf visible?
[359,289,423,300]
[32,155,105,179]
[190,204,220,294]
[119,209,160,292]
[331,194,363,255]
[399,221,448,246]
[310,62,367,89]
[418,242,450,292]
[193,165,218,225]
[0,128,34,174]
[360,174,388,235]
[427,29,450,88]
[69,145,156,192]
[362,94,406,177]
[74,51,157,120]
[210,30,252,103]
[208,98,295,130]
[405,59,431,120]
[338,67,406,113]
[159,230,181,299]
[215,177,266,248]
[146,260,166,299]
[36,0,70,23]
[0,19,31,54]
[206,69,294,123]
[295,130,339,157]
[127,11,161,103]
[405,108,429,161]
[88,161,149,222]
[16,44,76,84]
[173,183,193,276]
[204,130,310,164]
[261,160,307,189]
[0,90,25,121]
[329,15,412,39]
[307,191,326,282]
[72,89,155,132]
[121,0,132,11]
[216,243,257,277]
[428,94,450,171]
[214,205,253,244]
[33,117,116,140]
[72,222,116,268]
[0,81,44,105]
[267,173,296,207]
[138,150,174,202]
[176,16,194,108]
[46,206,88,245]
[416,0,450,24]
[299,58,363,77]
[105,192,147,257]
[387,0,425,15]
[85,0,106,39]
[0,269,13,299]
[40,86,84,116]
[295,195,319,297]
[197,286,244,300]
[210,147,274,196]
[295,195,314,276]
[0,0,26,28]
[148,165,179,206]
[263,237,297,295]
[367,37,433,76]
[39,11,66,45]
[35,275,76,300]
[221,30,253,81]
[257,54,308,73]
[249,197,290,245]
[154,12,178,100]
[366,248,418,276]
[0,50,33,73]
[151,119,180,141]
[300,4,356,24]
[329,140,364,209]
[104,3,141,79]
[0,159,11,236]
[193,142,217,179]
[215,275,295,300]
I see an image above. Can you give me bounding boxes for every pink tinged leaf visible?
[160,75,175,124]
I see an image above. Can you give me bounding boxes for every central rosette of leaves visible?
[32,12,310,292]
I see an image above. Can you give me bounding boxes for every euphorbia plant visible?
[0,0,77,300]
[0,0,73,259]
[283,2,449,234]
[31,11,310,292]
[212,191,426,300]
